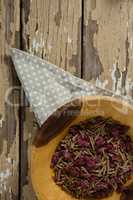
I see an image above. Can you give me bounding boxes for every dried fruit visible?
[51,116,133,199]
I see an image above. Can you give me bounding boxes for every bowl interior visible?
[31,96,133,200]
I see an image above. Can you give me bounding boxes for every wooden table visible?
[0,0,133,199]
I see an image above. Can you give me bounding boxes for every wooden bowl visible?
[31,96,133,200]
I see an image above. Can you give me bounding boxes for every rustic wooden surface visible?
[0,0,20,199]
[1,0,133,199]
[83,0,133,98]
[21,0,82,199]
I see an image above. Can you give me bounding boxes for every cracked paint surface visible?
[84,0,133,99]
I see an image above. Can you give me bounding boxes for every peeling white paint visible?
[126,79,133,96]
[32,38,42,52]
[95,77,108,89]
[111,63,117,91]
[30,33,45,54]
[0,117,4,128]
[125,78,130,94]
[0,156,13,194]
[111,63,133,101]
[111,63,122,95]
[115,80,122,95]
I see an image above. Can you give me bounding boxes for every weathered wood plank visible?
[22,0,82,75]
[21,0,82,199]
[0,0,20,199]
[83,0,133,98]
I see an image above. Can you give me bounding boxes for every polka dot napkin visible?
[10,48,132,126]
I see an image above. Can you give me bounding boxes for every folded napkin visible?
[11,49,132,127]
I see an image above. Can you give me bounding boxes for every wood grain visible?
[0,0,20,199]
[83,0,133,99]
[21,0,82,199]
[22,0,82,75]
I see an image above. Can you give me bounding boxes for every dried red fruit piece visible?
[51,116,133,199]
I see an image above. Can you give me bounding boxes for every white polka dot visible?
[11,48,103,126]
